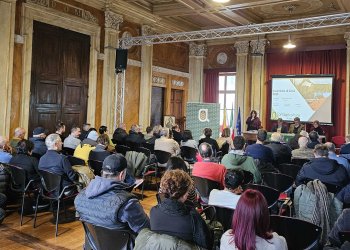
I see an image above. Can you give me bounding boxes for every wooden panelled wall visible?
[10,0,190,137]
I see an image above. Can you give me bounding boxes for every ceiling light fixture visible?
[283,35,296,49]
[212,0,230,3]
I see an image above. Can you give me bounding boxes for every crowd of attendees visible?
[0,119,349,249]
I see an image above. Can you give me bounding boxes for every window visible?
[219,73,236,126]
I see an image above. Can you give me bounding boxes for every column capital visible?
[142,25,157,36]
[250,39,268,55]
[344,32,350,47]
[105,10,123,30]
[234,40,250,55]
[189,42,207,57]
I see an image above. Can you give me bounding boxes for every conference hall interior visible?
[1,0,350,249]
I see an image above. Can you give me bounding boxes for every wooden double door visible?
[29,21,90,137]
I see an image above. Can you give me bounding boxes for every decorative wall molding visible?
[189,42,207,57]
[152,76,166,86]
[14,34,24,44]
[234,40,250,54]
[27,0,98,24]
[128,59,142,67]
[172,80,184,87]
[105,10,123,30]
[142,25,157,36]
[153,66,190,78]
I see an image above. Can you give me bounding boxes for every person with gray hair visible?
[63,127,81,149]
[10,127,26,150]
[0,136,12,163]
[295,144,349,187]
[154,128,180,156]
[325,142,350,176]
[266,132,291,165]
[291,136,314,159]
[39,133,77,189]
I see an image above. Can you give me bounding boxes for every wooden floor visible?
[0,190,157,250]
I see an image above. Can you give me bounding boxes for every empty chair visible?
[88,160,103,176]
[193,176,220,204]
[67,155,85,166]
[180,146,197,164]
[243,184,279,208]
[278,163,302,180]
[82,221,135,250]
[291,158,310,167]
[115,145,131,156]
[214,206,234,231]
[270,215,322,250]
[262,172,294,193]
[34,170,80,236]
[8,164,38,225]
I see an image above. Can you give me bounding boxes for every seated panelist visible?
[271,118,288,133]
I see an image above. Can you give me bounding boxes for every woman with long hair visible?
[246,110,261,131]
[220,189,287,250]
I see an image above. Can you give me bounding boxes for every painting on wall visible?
[164,115,176,129]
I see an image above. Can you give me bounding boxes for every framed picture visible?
[164,115,176,129]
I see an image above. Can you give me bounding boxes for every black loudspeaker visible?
[115,49,128,72]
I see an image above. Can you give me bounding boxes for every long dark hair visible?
[231,189,272,250]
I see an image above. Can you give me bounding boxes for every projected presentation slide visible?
[270,75,333,124]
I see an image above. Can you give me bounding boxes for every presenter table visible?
[242,131,296,143]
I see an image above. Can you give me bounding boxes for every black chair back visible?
[278,163,302,180]
[31,152,41,160]
[8,164,26,192]
[291,158,310,166]
[39,170,62,198]
[115,145,131,156]
[82,221,135,250]
[242,170,254,185]
[62,147,75,156]
[68,156,85,166]
[243,184,280,208]
[180,146,197,163]
[154,150,171,165]
[214,206,234,231]
[270,215,321,250]
[125,141,140,152]
[193,176,220,203]
[339,231,350,244]
[142,142,154,153]
[137,147,151,159]
[88,160,103,176]
[262,172,294,193]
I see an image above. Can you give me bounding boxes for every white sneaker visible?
[134,179,144,189]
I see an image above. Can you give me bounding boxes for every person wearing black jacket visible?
[112,123,128,145]
[199,128,219,155]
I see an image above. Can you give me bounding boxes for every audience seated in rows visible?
[180,130,197,149]
[79,123,90,141]
[150,170,212,249]
[266,132,292,166]
[171,124,183,145]
[125,124,145,146]
[209,169,244,209]
[9,139,40,182]
[199,128,219,155]
[340,134,350,160]
[55,122,66,142]
[216,127,233,150]
[221,136,261,183]
[154,128,180,156]
[166,156,197,207]
[220,189,287,250]
[288,130,308,150]
[291,136,314,159]
[29,127,48,157]
[271,118,288,133]
[307,131,320,149]
[112,123,128,145]
[63,126,81,150]
[75,154,149,232]
[246,129,275,164]
[0,136,12,163]
[325,142,350,176]
[288,116,305,134]
[88,135,111,162]
[295,144,349,187]
[9,127,26,151]
[39,134,78,191]
[192,142,226,189]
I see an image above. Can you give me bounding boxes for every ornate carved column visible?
[234,40,250,130]
[101,10,123,132]
[0,0,16,136]
[250,39,267,128]
[138,25,155,129]
[345,33,350,135]
[188,42,207,102]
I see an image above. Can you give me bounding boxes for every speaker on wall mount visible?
[115,48,128,73]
